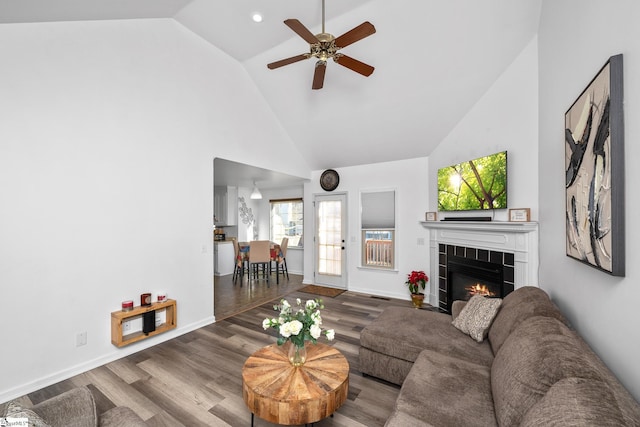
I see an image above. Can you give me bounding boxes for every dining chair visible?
[274,237,289,280]
[232,238,247,285]
[249,240,271,286]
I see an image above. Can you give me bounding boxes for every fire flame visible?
[465,283,496,297]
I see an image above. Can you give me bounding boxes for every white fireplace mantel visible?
[420,221,539,307]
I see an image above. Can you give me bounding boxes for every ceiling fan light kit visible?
[267,0,376,90]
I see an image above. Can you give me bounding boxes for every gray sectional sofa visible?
[359,286,640,426]
[1,386,146,427]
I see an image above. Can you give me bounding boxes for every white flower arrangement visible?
[262,298,335,348]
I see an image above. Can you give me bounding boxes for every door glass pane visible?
[318,200,342,276]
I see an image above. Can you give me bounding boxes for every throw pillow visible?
[3,401,51,427]
[452,294,502,342]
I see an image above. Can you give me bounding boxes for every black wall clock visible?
[320,169,340,191]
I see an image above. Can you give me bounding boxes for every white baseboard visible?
[0,316,216,403]
[347,286,410,301]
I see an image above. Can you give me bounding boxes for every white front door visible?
[314,194,347,288]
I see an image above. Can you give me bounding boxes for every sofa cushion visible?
[451,300,467,320]
[571,330,640,424]
[390,349,497,427]
[491,316,603,426]
[3,401,51,427]
[30,386,97,427]
[360,306,494,368]
[452,295,502,342]
[520,377,627,426]
[359,347,415,385]
[488,286,568,354]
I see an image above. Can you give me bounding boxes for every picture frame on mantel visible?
[508,208,530,222]
[425,212,437,221]
[565,54,625,277]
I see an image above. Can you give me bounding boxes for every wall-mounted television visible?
[437,151,507,211]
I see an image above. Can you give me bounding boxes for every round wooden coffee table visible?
[242,342,349,425]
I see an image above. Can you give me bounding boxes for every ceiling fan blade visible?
[284,19,320,45]
[312,61,327,90]
[267,54,309,70]
[334,54,375,77]
[334,21,376,49]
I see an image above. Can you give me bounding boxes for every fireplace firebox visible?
[448,256,503,306]
[438,244,515,313]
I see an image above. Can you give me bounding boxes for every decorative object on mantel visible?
[425,212,437,221]
[405,270,429,308]
[262,298,335,366]
[508,208,531,222]
[565,54,625,277]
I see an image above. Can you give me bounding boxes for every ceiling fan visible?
[267,0,376,90]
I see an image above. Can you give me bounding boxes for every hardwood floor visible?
[213,272,307,320]
[12,282,414,426]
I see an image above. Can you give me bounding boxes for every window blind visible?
[361,190,395,229]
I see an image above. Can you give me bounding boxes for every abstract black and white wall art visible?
[565,54,625,276]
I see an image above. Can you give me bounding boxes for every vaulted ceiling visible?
[0,0,542,172]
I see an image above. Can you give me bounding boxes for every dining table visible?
[237,241,283,284]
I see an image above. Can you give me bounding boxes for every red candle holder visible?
[141,293,152,306]
[121,300,134,312]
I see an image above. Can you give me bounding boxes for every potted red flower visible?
[405,270,429,308]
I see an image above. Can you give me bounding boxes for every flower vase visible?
[288,343,307,366]
[411,293,425,308]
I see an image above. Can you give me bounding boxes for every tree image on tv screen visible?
[438,152,507,211]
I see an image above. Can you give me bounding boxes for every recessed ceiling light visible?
[252,13,263,23]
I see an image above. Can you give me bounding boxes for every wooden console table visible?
[242,342,349,425]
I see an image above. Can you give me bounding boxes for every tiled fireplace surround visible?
[421,221,539,312]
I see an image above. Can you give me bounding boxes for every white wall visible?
[304,158,430,301]
[538,0,640,400]
[0,19,309,402]
[428,36,540,221]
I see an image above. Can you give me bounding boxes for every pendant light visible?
[250,181,262,200]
